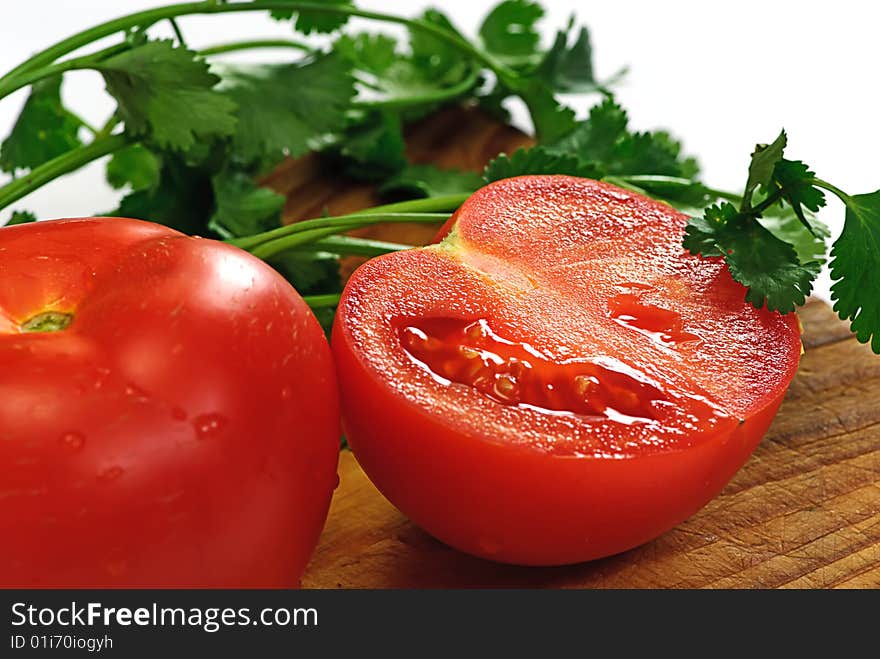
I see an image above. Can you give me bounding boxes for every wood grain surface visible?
[272,106,880,588]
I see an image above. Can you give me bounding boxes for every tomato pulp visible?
[0,218,340,586]
[333,176,801,566]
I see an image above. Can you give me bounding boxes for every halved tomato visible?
[333,176,801,566]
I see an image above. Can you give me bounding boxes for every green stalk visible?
[353,67,480,111]
[0,133,129,210]
[309,235,413,257]
[245,213,449,260]
[812,178,853,205]
[200,38,315,57]
[230,196,465,251]
[302,293,341,309]
[0,42,130,101]
[617,175,741,203]
[0,2,512,95]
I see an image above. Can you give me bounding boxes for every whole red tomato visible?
[0,217,339,587]
[333,176,801,566]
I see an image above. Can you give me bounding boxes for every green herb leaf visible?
[758,208,829,265]
[409,9,470,84]
[106,144,160,191]
[770,158,827,229]
[519,81,577,143]
[484,145,602,182]
[99,40,237,152]
[113,155,214,235]
[208,170,285,239]
[5,209,37,226]
[684,203,819,313]
[744,130,786,209]
[829,190,880,351]
[0,76,82,173]
[547,97,697,178]
[336,112,407,181]
[479,0,544,64]
[270,0,353,34]
[222,54,355,164]
[537,24,596,92]
[380,164,483,198]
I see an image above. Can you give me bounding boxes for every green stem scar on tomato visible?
[333,175,802,566]
[0,217,340,587]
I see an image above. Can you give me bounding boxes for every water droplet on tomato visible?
[193,413,228,439]
[59,432,85,452]
[280,386,293,400]
[97,466,124,482]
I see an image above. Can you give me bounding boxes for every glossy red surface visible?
[334,176,802,565]
[0,218,340,586]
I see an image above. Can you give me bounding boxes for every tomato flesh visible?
[0,217,340,587]
[334,176,802,565]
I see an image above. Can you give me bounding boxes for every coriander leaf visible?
[613,130,698,177]
[409,9,470,84]
[683,202,740,256]
[98,41,237,152]
[479,0,544,64]
[5,210,37,226]
[336,112,406,181]
[484,146,602,182]
[106,144,160,191]
[546,97,697,178]
[744,130,786,208]
[269,0,353,34]
[208,170,285,239]
[268,250,341,295]
[771,158,826,229]
[759,208,829,265]
[221,54,355,165]
[631,177,713,210]
[335,32,397,75]
[829,190,880,351]
[379,164,483,198]
[537,25,597,92]
[519,81,577,143]
[684,203,818,313]
[113,155,214,235]
[547,96,628,162]
[0,76,82,173]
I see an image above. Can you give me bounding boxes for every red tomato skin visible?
[0,218,340,587]
[333,176,802,566]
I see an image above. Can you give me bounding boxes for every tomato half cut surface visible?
[333,176,801,566]
[0,218,340,586]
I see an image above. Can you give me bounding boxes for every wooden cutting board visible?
[269,107,880,589]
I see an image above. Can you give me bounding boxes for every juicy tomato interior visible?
[398,316,718,428]
[333,175,802,565]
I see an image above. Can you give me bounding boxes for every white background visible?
[2,1,878,301]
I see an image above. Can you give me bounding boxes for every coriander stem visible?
[302,293,341,309]
[168,18,188,47]
[811,178,852,204]
[310,235,414,257]
[353,67,480,111]
[241,212,450,258]
[617,174,741,203]
[0,2,512,94]
[229,194,467,250]
[0,133,129,211]
[200,38,315,57]
[0,42,130,101]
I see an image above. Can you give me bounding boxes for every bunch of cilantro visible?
[0,0,877,353]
